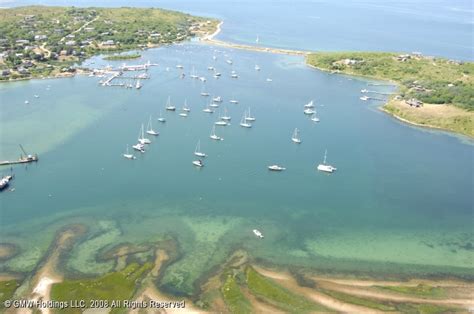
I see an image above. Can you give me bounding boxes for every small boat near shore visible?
[253,229,264,239]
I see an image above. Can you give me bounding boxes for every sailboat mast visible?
[323,149,327,164]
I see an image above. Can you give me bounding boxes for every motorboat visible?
[268,165,286,171]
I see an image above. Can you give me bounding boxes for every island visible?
[306,52,474,137]
[0,6,218,81]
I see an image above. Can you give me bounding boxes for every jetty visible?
[202,38,309,57]
[0,145,38,166]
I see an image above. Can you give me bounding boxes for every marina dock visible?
[0,155,38,166]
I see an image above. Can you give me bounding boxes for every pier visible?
[0,155,38,166]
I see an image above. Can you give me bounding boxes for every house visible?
[406,98,423,108]
[34,34,48,41]
[1,69,11,77]
[342,58,360,65]
[396,54,411,62]
[16,39,30,45]
[65,40,76,46]
[101,40,115,46]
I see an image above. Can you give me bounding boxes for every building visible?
[406,98,423,108]
[34,35,48,41]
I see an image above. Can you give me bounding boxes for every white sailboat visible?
[123,144,136,159]
[190,66,199,79]
[226,59,233,65]
[200,85,210,97]
[245,108,256,121]
[158,110,166,123]
[192,159,204,167]
[303,108,316,115]
[138,124,151,144]
[210,125,223,141]
[203,102,214,113]
[291,128,301,144]
[215,110,228,126]
[165,96,176,111]
[311,114,320,122]
[183,99,191,112]
[255,64,261,71]
[240,111,252,128]
[304,100,315,108]
[135,80,142,89]
[132,143,145,153]
[194,140,207,157]
[213,96,223,103]
[176,64,184,69]
[317,149,337,173]
[146,116,159,136]
[221,108,231,121]
[266,78,273,82]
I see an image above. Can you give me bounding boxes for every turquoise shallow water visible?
[0,43,473,294]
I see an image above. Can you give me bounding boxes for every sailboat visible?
[192,159,204,167]
[291,128,301,144]
[256,35,260,44]
[213,96,223,103]
[215,111,228,126]
[123,144,136,159]
[157,110,166,123]
[190,66,199,79]
[194,140,207,157]
[221,108,231,121]
[304,100,315,108]
[266,78,273,82]
[231,70,239,78]
[138,124,151,144]
[183,99,191,112]
[203,102,214,113]
[311,114,320,122]
[304,107,316,115]
[245,108,256,121]
[165,96,176,111]
[200,85,210,97]
[317,149,337,173]
[229,94,239,104]
[146,116,159,136]
[135,80,142,89]
[210,126,223,141]
[255,64,261,71]
[132,143,145,153]
[240,111,252,128]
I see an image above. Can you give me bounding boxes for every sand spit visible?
[253,266,382,313]
[12,224,87,314]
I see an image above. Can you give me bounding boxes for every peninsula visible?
[0,6,218,81]
[306,52,474,137]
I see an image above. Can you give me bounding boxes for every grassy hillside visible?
[0,6,218,80]
[307,52,474,136]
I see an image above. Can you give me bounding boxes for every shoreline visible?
[1,20,470,138]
